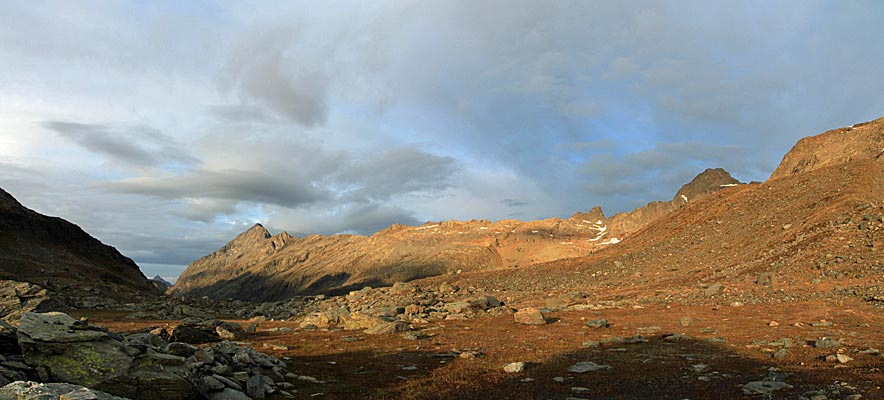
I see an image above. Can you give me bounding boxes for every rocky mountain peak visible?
[570,206,606,223]
[229,223,272,245]
[770,116,884,180]
[673,168,741,205]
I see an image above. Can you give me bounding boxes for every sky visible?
[2,1,884,280]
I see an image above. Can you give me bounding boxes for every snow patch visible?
[681,194,688,202]
[560,242,573,245]
[599,237,621,245]
[719,184,738,187]
[415,224,439,231]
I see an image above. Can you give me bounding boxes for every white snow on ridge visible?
[415,224,439,231]
[719,184,738,187]
[599,237,621,245]
[681,194,688,202]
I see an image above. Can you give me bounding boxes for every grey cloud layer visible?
[2,1,884,269]
[44,121,198,167]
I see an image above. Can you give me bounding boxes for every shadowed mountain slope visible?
[0,188,158,306]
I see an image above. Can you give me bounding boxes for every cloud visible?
[500,198,528,207]
[43,121,198,167]
[104,168,328,214]
[3,1,884,271]
[333,147,457,203]
[221,26,330,127]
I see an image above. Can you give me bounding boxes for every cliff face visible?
[171,168,741,301]
[0,188,158,306]
[770,117,884,181]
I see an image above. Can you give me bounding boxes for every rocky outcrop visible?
[17,312,192,399]
[0,188,159,308]
[0,281,50,324]
[770,116,884,180]
[172,168,742,302]
[12,312,290,400]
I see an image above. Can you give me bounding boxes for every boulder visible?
[216,322,245,340]
[16,312,195,400]
[17,312,134,387]
[341,313,391,331]
[364,321,407,335]
[163,320,221,344]
[513,308,546,325]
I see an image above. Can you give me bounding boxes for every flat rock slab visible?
[741,381,793,395]
[568,362,611,373]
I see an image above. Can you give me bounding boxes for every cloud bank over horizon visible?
[2,1,883,269]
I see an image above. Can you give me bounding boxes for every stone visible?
[364,321,407,335]
[825,353,853,364]
[16,312,202,400]
[773,349,790,359]
[584,319,609,328]
[679,317,692,327]
[741,381,793,395]
[207,388,250,400]
[166,321,219,344]
[503,362,525,373]
[341,312,391,331]
[513,308,546,325]
[568,362,610,373]
[199,375,226,392]
[216,322,245,340]
[815,337,841,349]
[0,381,128,400]
[114,352,193,400]
[17,312,134,387]
[704,283,723,296]
[164,342,199,358]
[0,281,50,325]
[580,340,600,348]
[246,374,273,398]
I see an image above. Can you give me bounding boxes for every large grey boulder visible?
[16,312,194,400]
[17,312,133,387]
[0,381,128,400]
